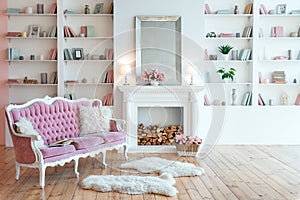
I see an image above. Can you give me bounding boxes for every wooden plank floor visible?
[0,145,299,200]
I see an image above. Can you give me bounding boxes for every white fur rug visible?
[120,157,204,177]
[80,173,177,197]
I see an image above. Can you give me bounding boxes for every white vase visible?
[150,80,159,86]
[222,54,230,61]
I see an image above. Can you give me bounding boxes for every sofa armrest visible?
[110,118,126,132]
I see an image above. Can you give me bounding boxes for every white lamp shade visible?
[186,66,195,74]
[120,65,131,75]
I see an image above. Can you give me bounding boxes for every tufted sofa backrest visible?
[10,99,90,145]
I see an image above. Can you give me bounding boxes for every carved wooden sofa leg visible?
[74,158,79,177]
[15,163,20,180]
[39,165,46,189]
[124,144,128,161]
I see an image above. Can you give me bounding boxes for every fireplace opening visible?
[137,107,183,146]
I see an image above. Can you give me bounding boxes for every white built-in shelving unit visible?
[6,0,114,105]
[203,0,300,106]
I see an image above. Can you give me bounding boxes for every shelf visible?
[8,60,57,63]
[204,60,252,63]
[206,82,252,85]
[64,14,113,17]
[64,60,113,63]
[205,37,253,41]
[258,83,300,86]
[258,37,300,40]
[64,36,113,40]
[6,13,56,17]
[8,84,58,87]
[205,14,253,17]
[6,37,57,40]
[65,83,113,86]
[259,60,300,63]
[259,14,300,18]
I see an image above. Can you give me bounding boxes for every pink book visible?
[205,4,211,14]
[275,26,283,37]
[204,94,210,106]
[260,4,268,14]
[68,27,77,37]
[258,72,262,84]
[204,49,209,60]
[258,95,263,106]
[295,93,300,105]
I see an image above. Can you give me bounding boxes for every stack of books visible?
[7,8,21,14]
[242,26,253,37]
[7,48,19,60]
[290,10,300,14]
[241,91,252,106]
[271,26,284,37]
[272,71,286,84]
[102,93,113,106]
[244,3,253,14]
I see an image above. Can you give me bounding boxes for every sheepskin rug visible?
[120,157,204,177]
[80,173,177,196]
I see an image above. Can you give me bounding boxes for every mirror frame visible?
[135,15,182,85]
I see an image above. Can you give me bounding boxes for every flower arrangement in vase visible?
[141,68,167,86]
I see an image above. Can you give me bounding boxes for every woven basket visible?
[175,144,200,156]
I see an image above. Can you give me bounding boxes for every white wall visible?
[114,0,300,145]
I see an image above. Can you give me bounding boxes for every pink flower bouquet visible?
[141,68,167,83]
[175,134,202,145]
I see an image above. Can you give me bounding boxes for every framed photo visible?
[29,25,40,37]
[73,48,83,60]
[276,4,287,14]
[94,3,104,14]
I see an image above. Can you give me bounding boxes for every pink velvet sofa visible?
[5,96,128,188]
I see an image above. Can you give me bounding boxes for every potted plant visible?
[217,67,236,82]
[218,45,233,60]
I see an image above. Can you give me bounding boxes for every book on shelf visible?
[204,4,212,14]
[242,26,252,38]
[272,71,286,84]
[64,26,77,37]
[102,93,113,106]
[272,26,283,37]
[259,4,268,14]
[50,72,57,84]
[258,72,262,84]
[63,48,74,60]
[219,33,235,37]
[238,49,252,61]
[244,3,253,14]
[295,93,300,105]
[105,48,114,60]
[107,2,113,14]
[87,25,95,37]
[7,79,22,84]
[49,3,57,14]
[103,70,114,83]
[258,93,265,106]
[204,94,210,106]
[6,8,21,14]
[241,91,252,106]
[290,10,300,14]
[216,10,231,14]
[6,32,21,37]
[7,48,19,60]
[48,48,57,60]
[65,80,78,84]
[48,26,57,37]
[49,138,74,147]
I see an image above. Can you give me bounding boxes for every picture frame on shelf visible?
[276,4,287,14]
[73,48,83,60]
[28,25,40,37]
[94,3,104,14]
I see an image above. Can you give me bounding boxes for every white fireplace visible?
[119,85,204,152]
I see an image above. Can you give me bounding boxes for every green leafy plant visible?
[218,45,234,55]
[217,67,236,81]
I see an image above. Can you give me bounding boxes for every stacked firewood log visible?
[137,123,183,145]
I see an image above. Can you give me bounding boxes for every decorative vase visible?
[231,88,237,105]
[222,54,230,61]
[150,80,159,86]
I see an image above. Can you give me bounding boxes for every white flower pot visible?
[222,54,230,61]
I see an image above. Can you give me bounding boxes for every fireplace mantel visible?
[119,85,204,152]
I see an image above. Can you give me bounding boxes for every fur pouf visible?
[80,173,177,196]
[120,157,205,177]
